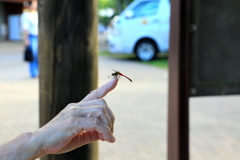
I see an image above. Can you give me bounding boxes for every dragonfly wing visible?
[108,74,114,79]
[108,74,121,80]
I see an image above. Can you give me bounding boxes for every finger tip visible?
[104,134,116,143]
[108,138,116,143]
[111,137,116,143]
[110,77,118,84]
[108,78,118,91]
[110,135,116,143]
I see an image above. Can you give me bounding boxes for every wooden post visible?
[167,0,190,159]
[38,0,98,159]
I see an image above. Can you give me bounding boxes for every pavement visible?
[0,38,240,160]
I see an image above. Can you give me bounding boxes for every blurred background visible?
[0,0,240,160]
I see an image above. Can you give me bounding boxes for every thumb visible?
[80,78,118,103]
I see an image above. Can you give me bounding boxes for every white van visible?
[107,0,170,61]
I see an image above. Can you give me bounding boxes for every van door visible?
[120,0,163,53]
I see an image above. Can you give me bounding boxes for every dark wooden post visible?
[38,0,98,160]
[167,0,190,160]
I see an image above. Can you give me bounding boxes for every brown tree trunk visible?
[38,0,98,159]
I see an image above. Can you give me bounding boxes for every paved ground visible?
[0,39,240,160]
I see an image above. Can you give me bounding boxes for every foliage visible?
[98,0,116,26]
[98,0,117,10]
[98,0,134,26]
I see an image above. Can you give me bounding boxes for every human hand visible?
[33,78,118,157]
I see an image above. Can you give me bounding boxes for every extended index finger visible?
[80,78,118,103]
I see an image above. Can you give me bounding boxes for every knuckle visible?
[90,117,101,126]
[70,107,81,116]
[112,114,115,122]
[59,109,65,114]
[98,99,108,109]
[59,108,69,117]
[63,106,80,117]
[98,105,107,113]
[99,99,106,105]
[66,103,76,108]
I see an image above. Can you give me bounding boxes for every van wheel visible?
[135,40,157,61]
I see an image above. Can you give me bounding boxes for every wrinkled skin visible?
[0,78,118,160]
[37,78,118,155]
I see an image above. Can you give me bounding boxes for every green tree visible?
[98,0,116,10]
[98,0,133,26]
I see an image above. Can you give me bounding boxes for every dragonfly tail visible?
[119,73,133,82]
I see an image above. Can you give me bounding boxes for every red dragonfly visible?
[109,69,133,82]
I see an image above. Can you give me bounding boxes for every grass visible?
[99,51,168,69]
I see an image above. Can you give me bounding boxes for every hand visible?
[34,78,118,157]
[23,30,30,46]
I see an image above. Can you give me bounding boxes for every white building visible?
[0,0,25,41]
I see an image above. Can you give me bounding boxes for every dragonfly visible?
[108,69,133,82]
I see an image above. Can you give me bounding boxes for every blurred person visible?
[21,0,39,78]
[0,78,118,159]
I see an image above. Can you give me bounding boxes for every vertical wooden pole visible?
[167,0,190,159]
[38,0,98,159]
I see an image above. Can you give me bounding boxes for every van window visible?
[132,1,159,17]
